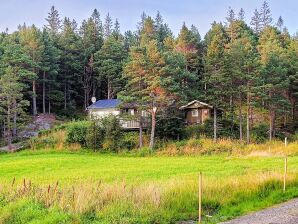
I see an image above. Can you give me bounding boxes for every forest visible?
[0,1,297,148]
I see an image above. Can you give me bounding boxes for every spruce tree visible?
[94,36,126,100]
[204,23,229,142]
[104,13,113,39]
[226,7,236,24]
[45,6,61,35]
[260,1,273,29]
[0,67,29,150]
[251,9,262,34]
[238,8,245,21]
[276,16,284,31]
[18,25,44,115]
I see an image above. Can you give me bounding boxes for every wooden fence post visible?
[283,157,287,193]
[285,137,288,147]
[198,172,202,224]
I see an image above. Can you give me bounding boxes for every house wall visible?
[201,109,210,123]
[186,109,211,124]
[89,108,120,119]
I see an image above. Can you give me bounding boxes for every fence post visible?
[198,172,202,223]
[285,137,288,147]
[283,157,287,193]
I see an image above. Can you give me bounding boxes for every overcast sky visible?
[1,0,297,36]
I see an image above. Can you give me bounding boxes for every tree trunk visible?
[246,93,250,144]
[213,106,217,142]
[149,109,156,149]
[42,71,46,114]
[64,82,67,110]
[139,114,143,149]
[269,109,275,141]
[32,80,37,116]
[239,95,243,141]
[84,88,87,110]
[48,85,51,114]
[6,106,12,151]
[107,78,112,99]
[13,111,17,137]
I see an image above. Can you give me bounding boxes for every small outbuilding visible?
[179,100,213,125]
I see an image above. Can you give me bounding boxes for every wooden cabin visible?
[87,99,149,129]
[179,100,213,125]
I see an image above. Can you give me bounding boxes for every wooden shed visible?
[179,100,213,125]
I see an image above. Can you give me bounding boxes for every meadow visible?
[1,148,298,223]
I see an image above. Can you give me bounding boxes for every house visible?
[179,100,214,125]
[87,99,219,128]
[87,99,148,129]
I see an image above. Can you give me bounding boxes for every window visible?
[129,109,134,115]
[192,109,198,117]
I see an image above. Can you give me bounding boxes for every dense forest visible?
[0,1,297,147]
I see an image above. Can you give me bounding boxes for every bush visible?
[86,121,104,150]
[121,132,139,150]
[156,116,185,140]
[203,118,239,139]
[66,121,90,146]
[101,115,123,151]
[183,124,205,139]
[251,123,268,143]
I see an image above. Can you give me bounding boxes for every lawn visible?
[1,150,298,223]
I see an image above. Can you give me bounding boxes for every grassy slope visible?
[1,151,298,223]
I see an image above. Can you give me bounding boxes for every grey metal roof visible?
[87,99,121,109]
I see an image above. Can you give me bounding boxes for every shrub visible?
[101,115,123,151]
[156,116,185,140]
[251,123,268,143]
[183,124,204,139]
[66,121,90,146]
[86,121,104,150]
[204,118,239,139]
[121,132,139,150]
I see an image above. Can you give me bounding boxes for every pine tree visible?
[260,1,273,29]
[258,27,289,140]
[204,23,229,142]
[91,9,103,36]
[0,67,29,150]
[124,30,137,51]
[226,7,236,24]
[251,9,262,34]
[59,18,83,111]
[154,11,172,47]
[94,36,126,100]
[137,12,147,37]
[45,6,61,35]
[112,19,121,40]
[40,28,60,114]
[18,25,44,115]
[276,16,284,31]
[238,8,245,21]
[104,13,113,39]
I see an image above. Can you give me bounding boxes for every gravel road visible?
[221,198,298,224]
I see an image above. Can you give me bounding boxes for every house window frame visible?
[191,109,199,117]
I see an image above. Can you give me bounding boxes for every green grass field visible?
[1,150,298,223]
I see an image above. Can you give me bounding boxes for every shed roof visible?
[179,100,213,110]
[87,99,121,109]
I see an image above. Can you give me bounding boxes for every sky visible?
[1,0,297,36]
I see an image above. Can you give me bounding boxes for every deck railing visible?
[120,119,149,129]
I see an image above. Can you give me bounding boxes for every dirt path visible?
[221,198,298,224]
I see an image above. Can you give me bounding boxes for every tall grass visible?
[1,171,298,223]
[158,138,298,157]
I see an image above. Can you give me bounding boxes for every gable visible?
[179,100,213,110]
